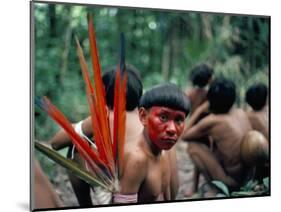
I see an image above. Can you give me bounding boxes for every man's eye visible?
[175,117,184,125]
[160,115,168,122]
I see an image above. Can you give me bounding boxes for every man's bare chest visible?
[139,156,171,201]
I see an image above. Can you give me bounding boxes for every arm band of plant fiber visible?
[113,193,138,203]
[74,121,97,149]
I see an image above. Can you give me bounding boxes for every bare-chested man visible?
[245,83,268,139]
[181,77,253,194]
[49,66,179,205]
[113,83,190,203]
[49,65,143,206]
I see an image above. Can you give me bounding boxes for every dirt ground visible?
[51,141,199,207]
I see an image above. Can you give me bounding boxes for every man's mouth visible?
[162,137,177,143]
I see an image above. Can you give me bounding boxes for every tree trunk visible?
[60,7,73,84]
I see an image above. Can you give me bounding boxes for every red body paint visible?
[147,106,186,150]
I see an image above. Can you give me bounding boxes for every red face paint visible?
[146,106,186,150]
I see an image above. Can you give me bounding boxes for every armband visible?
[74,121,97,149]
[113,193,138,204]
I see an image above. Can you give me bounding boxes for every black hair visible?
[207,77,236,114]
[245,83,268,111]
[190,64,213,88]
[139,83,190,116]
[102,64,143,111]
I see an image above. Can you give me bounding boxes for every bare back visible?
[208,109,252,180]
[247,108,268,140]
[186,88,208,114]
[109,109,143,143]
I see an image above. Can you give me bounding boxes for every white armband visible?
[75,121,86,137]
[113,193,138,204]
[74,121,97,149]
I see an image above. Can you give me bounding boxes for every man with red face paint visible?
[113,83,190,203]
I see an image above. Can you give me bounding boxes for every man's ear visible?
[139,107,148,125]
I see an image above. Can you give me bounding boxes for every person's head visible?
[138,83,190,150]
[245,83,268,111]
[207,77,236,114]
[189,64,213,88]
[102,64,143,111]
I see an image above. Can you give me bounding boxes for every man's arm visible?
[168,148,179,200]
[187,101,210,128]
[49,125,74,150]
[34,160,63,208]
[49,116,93,150]
[115,152,147,203]
[182,116,213,142]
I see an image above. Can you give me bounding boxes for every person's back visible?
[245,83,268,139]
[108,108,143,142]
[49,64,144,206]
[187,88,208,114]
[182,77,253,191]
[247,110,268,139]
[207,108,252,181]
[186,64,213,114]
[244,83,269,181]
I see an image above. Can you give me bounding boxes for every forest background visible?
[33,2,269,178]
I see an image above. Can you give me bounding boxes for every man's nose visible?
[166,121,176,135]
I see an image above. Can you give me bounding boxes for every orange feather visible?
[88,15,115,174]
[36,97,113,184]
[75,37,112,174]
[113,66,127,178]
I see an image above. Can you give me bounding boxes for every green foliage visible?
[204,177,270,198]
[33,2,269,174]
[211,180,230,197]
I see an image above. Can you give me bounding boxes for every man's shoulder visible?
[125,146,148,167]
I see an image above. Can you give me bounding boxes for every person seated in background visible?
[181,77,253,196]
[245,83,268,140]
[49,65,143,206]
[244,83,269,181]
[113,83,190,203]
[33,159,64,210]
[184,63,213,196]
[185,63,213,114]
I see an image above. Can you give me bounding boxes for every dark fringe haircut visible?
[139,83,190,116]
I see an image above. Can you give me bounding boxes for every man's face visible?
[140,106,186,150]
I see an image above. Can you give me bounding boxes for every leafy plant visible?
[201,177,270,198]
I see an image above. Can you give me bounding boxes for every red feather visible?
[38,97,113,184]
[38,15,128,191]
[113,66,127,177]
[75,37,113,174]
[87,16,116,176]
